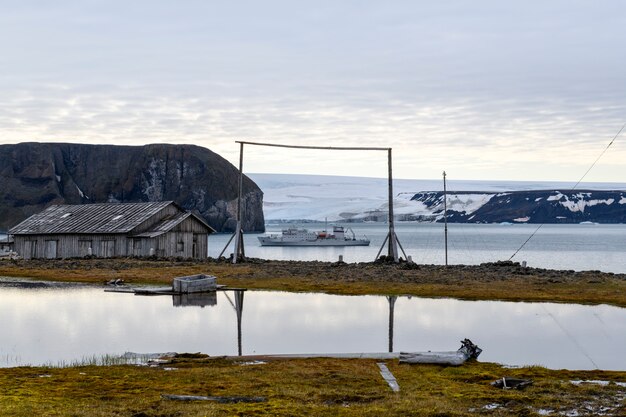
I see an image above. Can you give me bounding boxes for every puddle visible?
[1,284,626,369]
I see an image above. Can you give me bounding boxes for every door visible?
[132,239,142,256]
[78,240,92,257]
[24,240,38,259]
[45,240,58,259]
[100,240,115,258]
[192,234,199,258]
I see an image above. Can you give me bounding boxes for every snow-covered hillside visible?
[249,173,626,222]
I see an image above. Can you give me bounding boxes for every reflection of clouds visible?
[0,288,238,365]
[246,292,626,369]
[1,287,626,370]
[394,298,626,370]
[248,292,388,331]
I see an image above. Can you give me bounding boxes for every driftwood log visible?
[399,339,482,366]
[491,377,533,389]
[161,394,267,403]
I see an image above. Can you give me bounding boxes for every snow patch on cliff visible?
[548,192,616,213]
[141,158,166,201]
[446,193,496,214]
[75,185,88,199]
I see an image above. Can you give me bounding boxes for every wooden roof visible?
[131,211,214,238]
[9,201,214,235]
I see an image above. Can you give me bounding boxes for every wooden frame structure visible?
[220,141,406,263]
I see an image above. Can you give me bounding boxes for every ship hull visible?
[258,237,370,247]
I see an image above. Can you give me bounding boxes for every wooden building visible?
[0,236,14,256]
[9,201,215,260]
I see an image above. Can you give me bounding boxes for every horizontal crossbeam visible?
[236,141,390,152]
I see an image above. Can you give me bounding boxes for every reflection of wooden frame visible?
[220,141,406,264]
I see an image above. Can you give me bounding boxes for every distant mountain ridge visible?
[409,190,626,224]
[0,143,265,232]
[249,174,626,224]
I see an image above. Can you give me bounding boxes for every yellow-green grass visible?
[1,356,625,416]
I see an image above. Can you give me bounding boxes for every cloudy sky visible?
[1,1,625,182]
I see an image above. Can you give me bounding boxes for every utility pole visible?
[443,171,448,267]
[219,142,246,263]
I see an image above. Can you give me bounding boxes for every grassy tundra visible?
[1,258,625,416]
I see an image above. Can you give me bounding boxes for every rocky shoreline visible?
[2,257,625,307]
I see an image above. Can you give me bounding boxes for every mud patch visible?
[0,276,88,289]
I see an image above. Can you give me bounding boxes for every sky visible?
[1,1,625,182]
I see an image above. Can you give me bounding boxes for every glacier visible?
[249,173,626,224]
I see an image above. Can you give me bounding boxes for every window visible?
[177,241,184,252]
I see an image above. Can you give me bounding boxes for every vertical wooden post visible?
[376,147,401,263]
[221,142,247,263]
[387,148,399,262]
[443,171,448,267]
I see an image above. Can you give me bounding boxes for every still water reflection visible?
[1,282,625,370]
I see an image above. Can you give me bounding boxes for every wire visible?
[570,123,625,190]
[510,123,626,260]
[542,305,599,369]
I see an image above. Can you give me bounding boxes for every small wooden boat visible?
[172,274,217,293]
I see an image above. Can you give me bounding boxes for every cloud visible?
[0,1,625,181]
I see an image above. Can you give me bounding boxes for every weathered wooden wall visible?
[153,216,209,258]
[12,204,211,260]
[13,230,208,259]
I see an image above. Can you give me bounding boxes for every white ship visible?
[258,225,370,246]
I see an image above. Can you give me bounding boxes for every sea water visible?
[211,222,626,273]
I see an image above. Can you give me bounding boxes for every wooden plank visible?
[399,351,469,366]
[267,352,400,359]
[377,362,400,392]
[236,140,390,151]
[103,287,136,293]
[105,285,235,296]
[161,394,266,403]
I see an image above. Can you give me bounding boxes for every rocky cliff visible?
[409,190,626,223]
[0,143,264,232]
